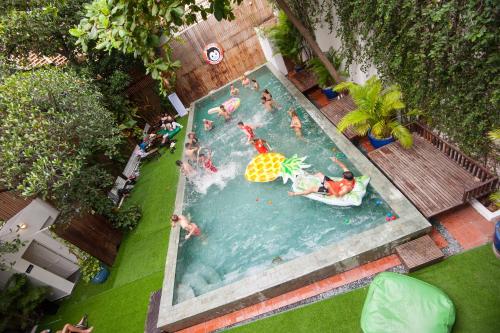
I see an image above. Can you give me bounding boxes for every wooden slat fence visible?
[171,0,273,104]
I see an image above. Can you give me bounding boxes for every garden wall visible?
[171,0,274,104]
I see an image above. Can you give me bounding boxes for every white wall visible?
[313,7,378,84]
[0,199,78,300]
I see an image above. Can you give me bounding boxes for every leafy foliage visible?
[307,48,348,88]
[265,10,308,65]
[0,67,121,222]
[0,0,87,61]
[71,0,242,95]
[330,0,500,161]
[111,204,142,230]
[334,76,415,148]
[0,237,25,271]
[0,273,49,332]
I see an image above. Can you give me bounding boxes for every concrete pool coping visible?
[158,63,431,332]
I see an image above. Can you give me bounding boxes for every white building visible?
[0,198,79,300]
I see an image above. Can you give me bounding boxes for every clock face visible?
[204,43,224,65]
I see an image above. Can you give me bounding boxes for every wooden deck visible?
[287,69,318,93]
[320,96,358,140]
[369,133,494,218]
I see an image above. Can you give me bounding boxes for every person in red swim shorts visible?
[171,214,201,240]
[251,138,271,154]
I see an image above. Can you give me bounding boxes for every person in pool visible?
[288,108,302,138]
[261,96,273,112]
[203,118,214,131]
[187,132,199,147]
[218,105,231,121]
[237,121,257,142]
[230,84,239,96]
[241,74,250,87]
[184,142,199,161]
[252,138,271,154]
[251,79,260,90]
[171,214,201,240]
[288,157,355,198]
[175,160,196,177]
[198,152,218,173]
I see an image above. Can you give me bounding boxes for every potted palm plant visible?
[265,11,305,71]
[334,76,416,148]
[307,48,348,100]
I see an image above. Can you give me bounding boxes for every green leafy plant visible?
[265,10,305,66]
[307,48,348,88]
[334,76,417,148]
[0,237,25,271]
[487,128,500,208]
[0,67,121,223]
[111,204,142,230]
[329,0,499,162]
[77,251,102,283]
[0,273,49,332]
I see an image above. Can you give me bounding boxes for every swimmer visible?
[203,118,214,131]
[288,157,355,198]
[187,132,199,147]
[230,84,239,96]
[237,121,257,142]
[288,108,302,137]
[262,89,272,101]
[198,153,218,173]
[184,142,199,162]
[251,79,260,90]
[171,214,201,240]
[241,74,250,87]
[175,160,196,177]
[261,96,273,112]
[218,105,231,121]
[251,138,271,154]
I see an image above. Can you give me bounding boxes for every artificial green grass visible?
[39,116,187,332]
[230,245,500,333]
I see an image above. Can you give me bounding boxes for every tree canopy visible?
[0,0,87,61]
[70,0,241,94]
[0,67,121,221]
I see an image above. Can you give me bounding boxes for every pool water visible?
[173,66,391,304]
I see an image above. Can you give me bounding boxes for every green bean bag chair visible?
[361,272,455,333]
[157,126,181,138]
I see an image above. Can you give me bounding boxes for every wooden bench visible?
[319,95,358,140]
[108,124,151,205]
[369,123,498,218]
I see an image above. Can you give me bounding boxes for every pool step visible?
[395,235,444,272]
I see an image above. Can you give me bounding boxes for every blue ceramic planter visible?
[368,131,395,149]
[322,87,339,100]
[91,265,109,284]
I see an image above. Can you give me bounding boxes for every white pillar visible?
[255,28,288,75]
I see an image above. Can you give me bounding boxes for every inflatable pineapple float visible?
[244,152,370,206]
[244,153,310,184]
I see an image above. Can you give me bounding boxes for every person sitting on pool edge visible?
[171,214,201,240]
[288,157,355,198]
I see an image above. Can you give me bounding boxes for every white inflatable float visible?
[292,174,370,206]
[208,97,240,114]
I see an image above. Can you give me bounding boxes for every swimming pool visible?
[158,64,430,331]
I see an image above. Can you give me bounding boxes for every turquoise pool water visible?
[173,66,391,303]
